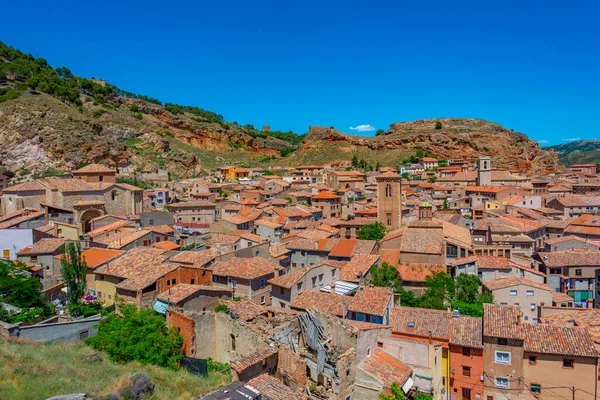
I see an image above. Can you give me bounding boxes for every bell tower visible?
[376,172,402,230]
[477,156,492,186]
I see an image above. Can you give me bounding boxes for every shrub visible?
[129,104,140,113]
[68,301,103,318]
[92,110,104,118]
[435,120,442,130]
[135,113,143,120]
[215,304,228,313]
[85,304,183,370]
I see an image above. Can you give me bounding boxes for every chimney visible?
[330,282,336,295]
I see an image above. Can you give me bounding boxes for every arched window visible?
[111,190,117,201]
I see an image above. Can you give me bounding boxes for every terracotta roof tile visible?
[483,304,522,339]
[157,283,204,303]
[358,350,412,391]
[524,324,597,357]
[17,238,65,255]
[88,220,135,238]
[116,262,179,291]
[290,290,353,317]
[74,163,114,173]
[450,316,483,349]
[348,286,393,317]
[225,299,268,321]
[340,254,380,282]
[169,248,218,267]
[390,307,451,340]
[247,374,307,400]
[230,347,278,374]
[395,263,445,282]
[212,257,279,280]
[94,247,169,278]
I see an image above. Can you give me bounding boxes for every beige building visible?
[2,164,143,233]
[376,171,402,230]
[167,200,216,232]
[483,277,553,323]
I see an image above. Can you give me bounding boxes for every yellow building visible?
[221,166,249,181]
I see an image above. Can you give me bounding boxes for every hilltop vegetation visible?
[0,339,229,400]
[545,140,600,166]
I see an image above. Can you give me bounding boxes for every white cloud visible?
[537,140,549,144]
[349,124,376,132]
[562,137,581,141]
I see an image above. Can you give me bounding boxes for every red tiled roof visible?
[358,350,412,391]
[290,290,352,317]
[230,347,278,373]
[212,257,279,280]
[450,316,483,349]
[247,374,307,400]
[390,306,451,340]
[157,283,204,304]
[340,254,380,282]
[348,286,393,317]
[523,324,597,357]
[483,304,522,340]
[312,191,340,200]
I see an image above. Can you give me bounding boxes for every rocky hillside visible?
[0,41,558,178]
[545,140,600,166]
[290,119,557,174]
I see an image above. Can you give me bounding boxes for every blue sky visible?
[1,0,599,144]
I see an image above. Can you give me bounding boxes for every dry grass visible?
[0,338,230,400]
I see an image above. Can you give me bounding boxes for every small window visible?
[527,290,534,296]
[79,330,90,340]
[529,355,537,365]
[514,303,519,307]
[366,346,371,356]
[190,279,195,285]
[509,290,517,296]
[495,377,509,389]
[495,351,510,364]
[530,384,541,394]
[260,278,266,288]
[462,366,471,377]
[30,256,38,262]
[408,322,415,328]
[563,359,574,369]
[462,347,471,357]
[530,303,536,310]
[260,296,265,305]
[575,269,582,276]
[280,287,285,295]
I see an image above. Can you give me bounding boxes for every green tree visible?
[399,288,421,307]
[376,129,385,136]
[455,274,481,303]
[421,271,455,310]
[443,196,449,209]
[435,120,442,130]
[351,155,359,167]
[428,176,437,183]
[401,172,410,180]
[357,222,387,241]
[61,242,88,305]
[129,104,139,113]
[369,262,402,292]
[0,260,44,309]
[416,149,425,158]
[86,304,183,369]
[380,382,407,400]
[375,162,381,171]
[438,159,448,167]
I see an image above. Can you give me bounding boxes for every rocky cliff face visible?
[0,92,293,178]
[295,119,557,173]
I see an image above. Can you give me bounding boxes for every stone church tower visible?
[477,156,492,186]
[376,172,402,230]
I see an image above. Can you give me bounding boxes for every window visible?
[527,290,534,296]
[487,397,493,400]
[260,278,266,288]
[79,330,90,340]
[530,303,536,310]
[30,256,38,262]
[297,282,303,292]
[385,184,392,197]
[509,290,517,296]
[332,269,336,277]
[260,296,265,305]
[495,351,510,364]
[407,322,415,328]
[386,213,392,226]
[529,355,537,365]
[563,359,574,369]
[462,366,471,377]
[494,377,509,389]
[530,384,541,394]
[366,346,371,356]
[514,303,519,307]
[172,279,176,285]
[300,251,306,256]
[462,347,471,356]
[319,274,323,283]
[576,269,582,276]
[214,276,220,283]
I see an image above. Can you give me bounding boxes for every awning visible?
[402,377,414,394]
[153,300,169,314]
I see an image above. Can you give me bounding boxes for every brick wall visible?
[276,345,307,390]
[167,310,196,357]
